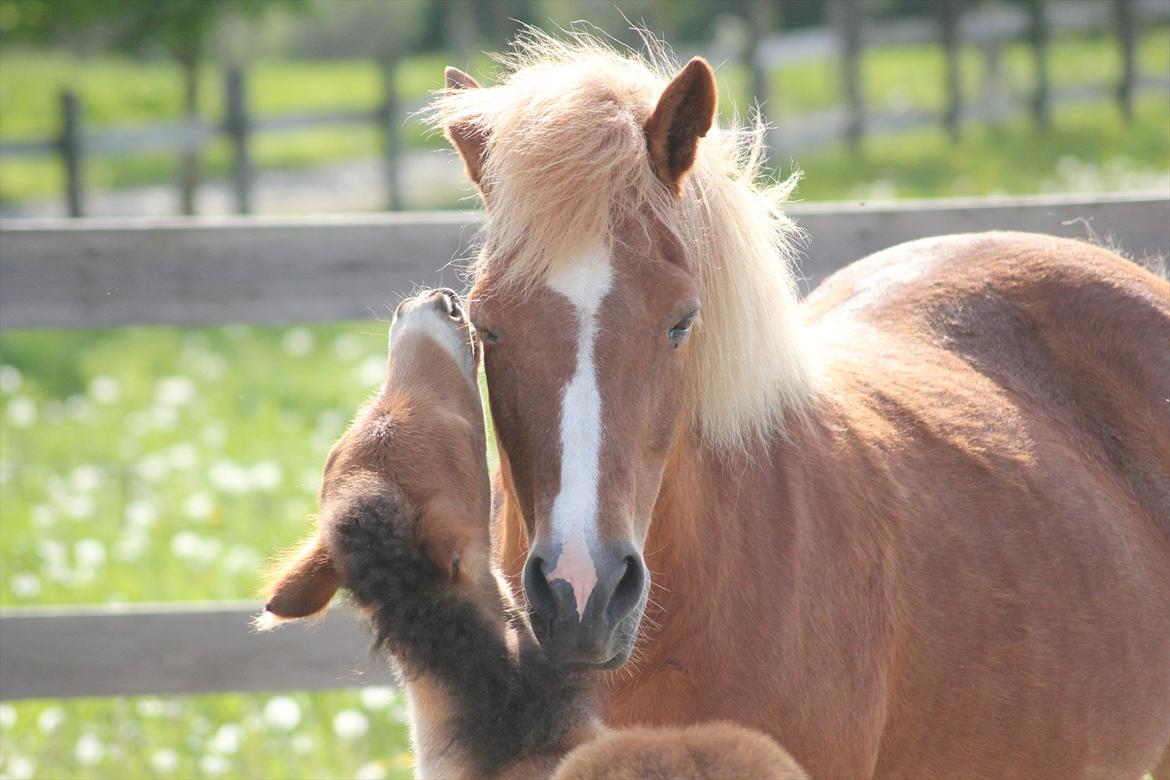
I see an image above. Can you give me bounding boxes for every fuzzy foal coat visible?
[494,232,1170,779]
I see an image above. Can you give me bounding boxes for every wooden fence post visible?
[225,67,252,215]
[746,0,774,157]
[59,90,83,218]
[832,0,864,151]
[1115,0,1135,122]
[940,0,962,143]
[381,56,403,212]
[1028,0,1050,130]
[177,54,201,216]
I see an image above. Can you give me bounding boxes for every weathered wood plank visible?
[0,212,479,329]
[0,603,394,700]
[0,194,1166,330]
[786,192,1170,294]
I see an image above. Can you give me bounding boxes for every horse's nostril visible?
[606,555,645,625]
[523,555,559,625]
[430,288,463,321]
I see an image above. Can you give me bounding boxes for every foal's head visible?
[260,288,492,624]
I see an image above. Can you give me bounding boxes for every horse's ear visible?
[443,66,489,191]
[644,57,717,196]
[418,497,479,583]
[256,531,342,630]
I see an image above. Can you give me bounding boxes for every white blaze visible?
[545,242,613,617]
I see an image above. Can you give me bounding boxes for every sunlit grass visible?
[788,95,1170,201]
[0,28,1165,203]
[0,322,413,779]
[0,689,415,780]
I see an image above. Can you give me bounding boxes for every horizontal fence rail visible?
[0,603,393,701]
[1,193,1167,330]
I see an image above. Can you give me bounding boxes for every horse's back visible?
[808,230,1170,530]
[804,231,1170,778]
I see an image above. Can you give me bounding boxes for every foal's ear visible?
[644,57,717,196]
[256,532,342,630]
[443,66,489,191]
[418,497,479,584]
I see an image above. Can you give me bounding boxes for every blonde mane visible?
[426,29,819,452]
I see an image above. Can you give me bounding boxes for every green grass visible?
[790,95,1170,201]
[0,690,415,780]
[0,29,1166,204]
[0,323,416,779]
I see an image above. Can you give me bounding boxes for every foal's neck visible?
[395,573,599,778]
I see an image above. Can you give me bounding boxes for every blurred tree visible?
[0,0,302,213]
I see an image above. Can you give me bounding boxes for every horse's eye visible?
[668,315,695,347]
[475,325,499,344]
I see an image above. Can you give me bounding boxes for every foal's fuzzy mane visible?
[329,474,591,775]
[426,29,819,450]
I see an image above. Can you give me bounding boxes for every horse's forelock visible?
[426,27,820,451]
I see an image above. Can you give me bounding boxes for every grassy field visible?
[0,28,1167,204]
[0,323,430,779]
[0,25,1168,780]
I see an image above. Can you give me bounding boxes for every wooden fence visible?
[0,192,1168,701]
[2,0,1167,219]
[751,0,1170,153]
[0,61,407,219]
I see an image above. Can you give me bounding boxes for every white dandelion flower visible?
[149,749,178,774]
[208,723,242,755]
[332,709,369,740]
[155,376,196,407]
[75,539,107,569]
[355,761,387,780]
[0,365,22,394]
[75,733,105,766]
[198,755,230,776]
[6,397,36,428]
[250,461,283,491]
[125,500,157,530]
[10,573,41,599]
[2,755,35,780]
[359,686,397,710]
[37,706,64,734]
[184,492,214,521]
[282,328,315,357]
[30,504,56,528]
[136,454,170,483]
[168,444,198,471]
[263,696,301,731]
[88,376,121,404]
[209,461,250,494]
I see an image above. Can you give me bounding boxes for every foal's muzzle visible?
[523,539,649,667]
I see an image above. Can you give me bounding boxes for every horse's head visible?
[442,54,719,667]
[259,288,492,626]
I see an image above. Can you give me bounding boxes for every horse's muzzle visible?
[523,539,649,666]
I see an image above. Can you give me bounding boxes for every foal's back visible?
[803,231,1170,778]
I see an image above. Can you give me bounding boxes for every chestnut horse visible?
[430,32,1170,779]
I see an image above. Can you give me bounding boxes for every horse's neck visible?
[642,416,863,662]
